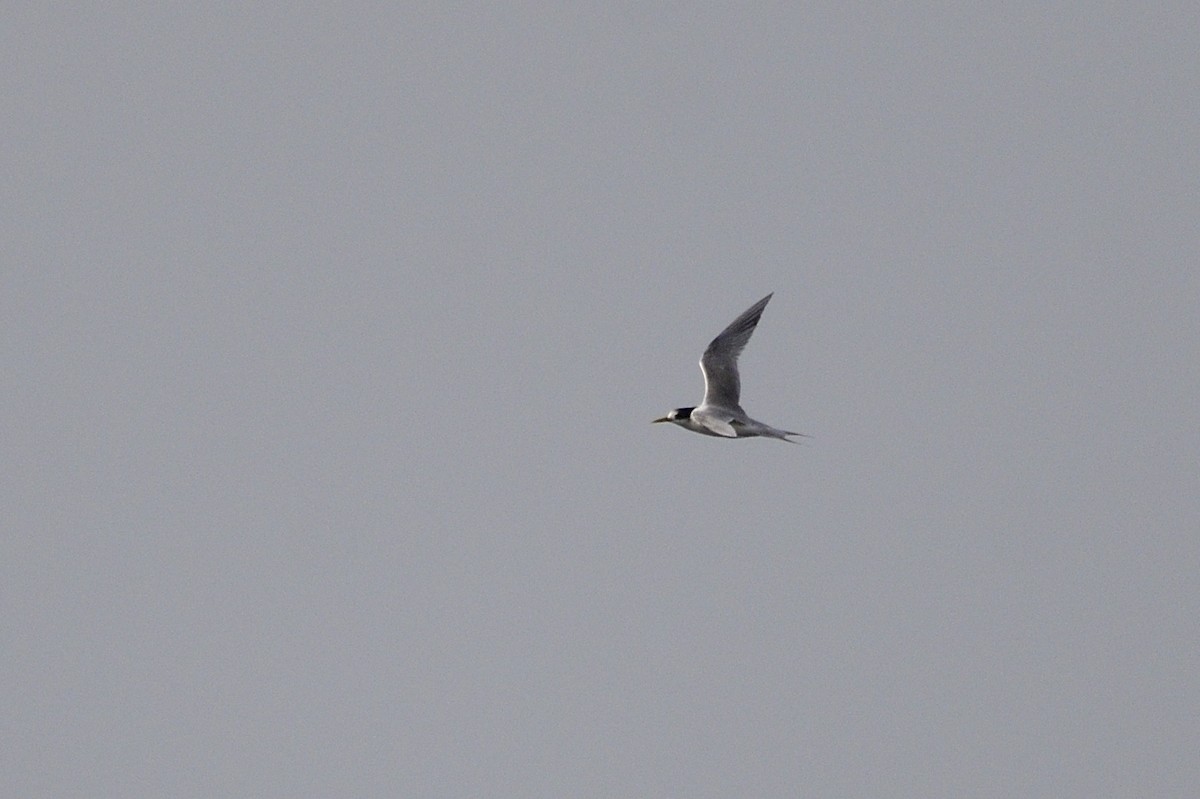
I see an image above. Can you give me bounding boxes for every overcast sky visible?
[4,5,1198,797]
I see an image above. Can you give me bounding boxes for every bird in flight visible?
[653,292,804,442]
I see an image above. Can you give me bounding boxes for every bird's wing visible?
[699,293,773,410]
[691,407,739,437]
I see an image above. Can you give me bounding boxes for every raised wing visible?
[699,292,773,410]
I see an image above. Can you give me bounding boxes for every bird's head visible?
[652,407,695,425]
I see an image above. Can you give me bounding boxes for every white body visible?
[682,406,798,440]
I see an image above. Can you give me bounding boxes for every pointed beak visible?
[652,416,670,424]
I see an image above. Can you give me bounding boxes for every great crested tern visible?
[653,293,804,442]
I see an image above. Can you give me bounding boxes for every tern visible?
[653,292,804,442]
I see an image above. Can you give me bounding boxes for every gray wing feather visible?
[699,293,773,409]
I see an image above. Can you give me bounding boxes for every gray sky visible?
[4,5,1198,797]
